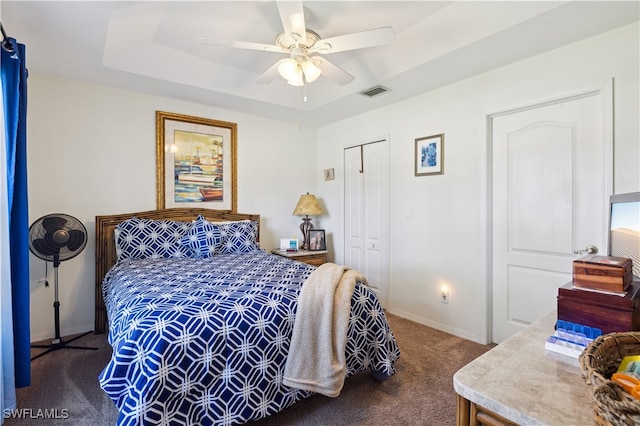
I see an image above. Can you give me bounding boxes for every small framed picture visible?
[308,229,326,251]
[324,168,335,181]
[415,133,444,176]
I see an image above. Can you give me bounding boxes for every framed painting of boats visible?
[156,111,237,212]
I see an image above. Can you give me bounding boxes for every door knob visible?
[573,245,598,255]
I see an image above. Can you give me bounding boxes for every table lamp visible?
[292,193,323,250]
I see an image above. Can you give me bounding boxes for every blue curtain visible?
[0,49,17,421]
[1,37,30,392]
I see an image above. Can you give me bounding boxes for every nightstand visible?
[270,249,328,266]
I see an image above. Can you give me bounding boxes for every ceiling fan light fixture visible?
[280,57,321,86]
[301,60,321,83]
[200,4,395,88]
[278,58,299,81]
[287,68,304,86]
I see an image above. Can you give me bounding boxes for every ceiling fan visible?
[198,1,394,86]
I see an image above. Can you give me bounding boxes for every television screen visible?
[609,192,640,279]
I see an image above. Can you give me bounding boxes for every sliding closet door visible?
[344,140,390,307]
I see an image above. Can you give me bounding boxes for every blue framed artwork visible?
[415,133,444,176]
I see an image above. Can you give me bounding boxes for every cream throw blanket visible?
[283,262,367,397]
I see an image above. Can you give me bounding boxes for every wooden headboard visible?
[94,208,260,334]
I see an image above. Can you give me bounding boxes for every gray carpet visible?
[6,332,118,425]
[5,313,493,425]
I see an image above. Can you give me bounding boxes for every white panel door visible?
[344,141,390,307]
[345,147,364,273]
[491,91,610,343]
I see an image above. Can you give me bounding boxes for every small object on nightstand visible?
[292,193,323,250]
[271,248,327,267]
[280,238,299,251]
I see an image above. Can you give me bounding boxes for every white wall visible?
[27,75,318,341]
[316,23,640,343]
[26,22,639,344]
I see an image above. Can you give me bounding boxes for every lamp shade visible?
[293,193,323,216]
[301,60,321,83]
[278,58,298,80]
[287,69,304,87]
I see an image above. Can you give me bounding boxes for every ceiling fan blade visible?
[198,37,286,54]
[310,27,394,54]
[256,59,288,84]
[312,57,354,86]
[276,1,306,42]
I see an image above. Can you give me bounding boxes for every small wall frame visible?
[415,133,444,176]
[324,168,335,181]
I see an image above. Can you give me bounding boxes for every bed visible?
[94,208,400,425]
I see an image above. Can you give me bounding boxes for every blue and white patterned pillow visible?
[217,220,259,254]
[180,215,222,258]
[115,217,192,262]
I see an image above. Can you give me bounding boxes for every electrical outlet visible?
[441,288,448,304]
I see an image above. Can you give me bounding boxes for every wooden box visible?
[572,255,633,293]
[557,281,640,335]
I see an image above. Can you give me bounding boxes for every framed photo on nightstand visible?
[309,229,326,251]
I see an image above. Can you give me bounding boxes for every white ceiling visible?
[2,1,638,126]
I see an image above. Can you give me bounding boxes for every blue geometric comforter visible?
[99,251,400,425]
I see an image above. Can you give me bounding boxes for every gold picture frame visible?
[156,111,237,211]
[415,133,444,176]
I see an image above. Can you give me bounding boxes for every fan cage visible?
[28,213,87,263]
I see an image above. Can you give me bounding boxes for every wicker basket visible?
[580,332,640,425]
[592,381,640,426]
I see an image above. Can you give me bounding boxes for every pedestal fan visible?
[28,213,97,361]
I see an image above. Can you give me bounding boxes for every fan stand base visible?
[30,257,98,361]
[30,330,98,361]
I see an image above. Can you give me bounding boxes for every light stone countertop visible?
[453,311,594,425]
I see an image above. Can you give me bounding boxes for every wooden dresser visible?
[270,249,327,266]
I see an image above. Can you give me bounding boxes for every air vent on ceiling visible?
[359,85,390,98]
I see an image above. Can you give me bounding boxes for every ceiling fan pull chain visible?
[296,85,302,132]
[303,76,308,103]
